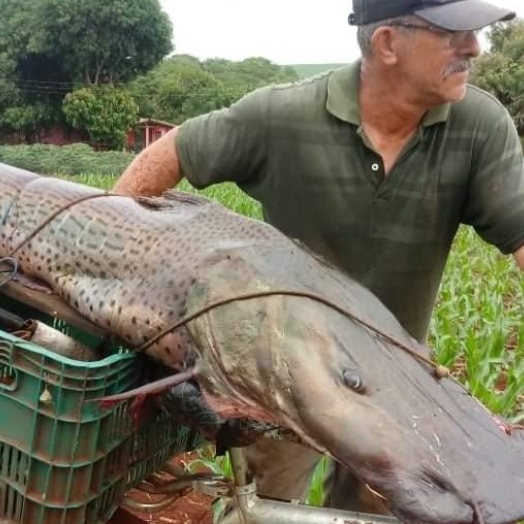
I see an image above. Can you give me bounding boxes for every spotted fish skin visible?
[2,163,524,524]
[0,163,288,368]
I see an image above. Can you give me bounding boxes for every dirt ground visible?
[123,491,213,524]
[114,452,215,524]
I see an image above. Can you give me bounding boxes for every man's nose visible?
[457,31,481,58]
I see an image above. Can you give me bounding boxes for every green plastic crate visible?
[0,296,203,524]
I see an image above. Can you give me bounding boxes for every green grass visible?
[0,143,134,177]
[56,172,524,505]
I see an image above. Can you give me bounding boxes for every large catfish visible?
[0,162,523,524]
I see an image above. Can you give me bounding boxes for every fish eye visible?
[343,369,366,393]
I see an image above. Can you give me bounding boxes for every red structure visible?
[3,118,176,152]
[39,125,88,146]
[3,124,88,146]
[127,118,176,150]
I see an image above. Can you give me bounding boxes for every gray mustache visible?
[444,60,472,77]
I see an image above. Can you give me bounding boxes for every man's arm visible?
[113,128,183,197]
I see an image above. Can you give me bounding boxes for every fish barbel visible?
[1,162,524,524]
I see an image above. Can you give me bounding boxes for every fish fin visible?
[94,368,197,408]
[161,189,213,205]
[136,190,214,210]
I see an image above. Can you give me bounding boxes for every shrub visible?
[0,143,134,176]
[63,88,139,150]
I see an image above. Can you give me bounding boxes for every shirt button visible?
[371,163,380,172]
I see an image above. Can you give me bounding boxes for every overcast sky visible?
[158,0,523,64]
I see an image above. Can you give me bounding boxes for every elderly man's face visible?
[393,21,482,104]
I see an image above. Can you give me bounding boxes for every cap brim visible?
[415,0,515,31]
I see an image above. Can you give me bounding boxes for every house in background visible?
[126,118,176,151]
[3,117,177,152]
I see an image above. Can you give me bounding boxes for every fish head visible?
[186,263,475,523]
[185,251,524,524]
[275,304,474,523]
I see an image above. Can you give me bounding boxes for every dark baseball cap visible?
[349,0,516,31]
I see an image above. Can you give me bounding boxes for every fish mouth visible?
[367,469,474,524]
[294,401,475,523]
[286,355,474,524]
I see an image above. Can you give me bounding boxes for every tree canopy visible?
[27,0,173,85]
[0,0,172,142]
[127,55,299,124]
[63,87,139,150]
[0,1,300,149]
[471,20,524,133]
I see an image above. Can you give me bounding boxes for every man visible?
[114,0,524,513]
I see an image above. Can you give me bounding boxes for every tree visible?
[471,20,524,133]
[0,50,64,140]
[128,56,229,122]
[0,53,18,110]
[0,0,172,142]
[0,1,65,138]
[180,85,250,120]
[1,104,55,137]
[128,55,299,123]
[203,57,298,89]
[27,0,173,85]
[63,87,139,149]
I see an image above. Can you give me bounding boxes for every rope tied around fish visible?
[0,257,18,288]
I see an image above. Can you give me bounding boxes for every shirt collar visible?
[326,61,451,127]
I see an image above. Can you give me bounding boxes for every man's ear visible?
[371,27,401,65]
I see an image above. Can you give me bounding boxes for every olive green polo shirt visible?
[176,62,524,342]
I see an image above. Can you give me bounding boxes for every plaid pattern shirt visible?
[177,62,524,342]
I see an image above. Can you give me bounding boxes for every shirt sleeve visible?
[175,87,270,189]
[463,108,524,254]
